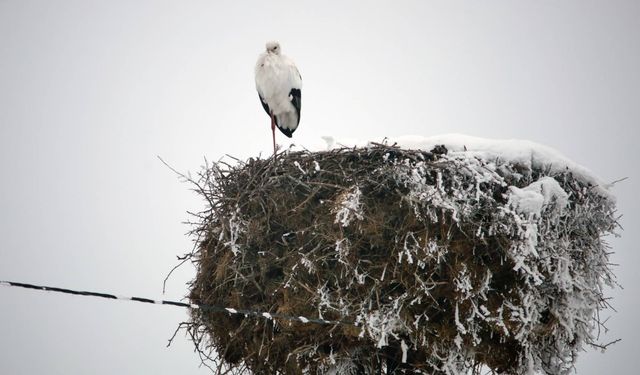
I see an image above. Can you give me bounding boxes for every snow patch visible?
[401,340,409,363]
[334,186,364,227]
[225,208,246,256]
[508,176,569,218]
[307,133,613,201]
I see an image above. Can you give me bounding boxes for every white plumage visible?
[255,41,302,154]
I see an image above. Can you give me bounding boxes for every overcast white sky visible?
[0,1,638,374]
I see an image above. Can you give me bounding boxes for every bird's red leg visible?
[271,113,276,155]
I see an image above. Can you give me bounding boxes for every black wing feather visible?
[258,93,271,116]
[279,127,294,138]
[289,88,301,125]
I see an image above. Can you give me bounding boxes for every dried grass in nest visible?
[183,144,617,374]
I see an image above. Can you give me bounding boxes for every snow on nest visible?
[314,133,614,202]
[508,176,570,218]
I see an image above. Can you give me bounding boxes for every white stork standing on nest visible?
[255,41,302,155]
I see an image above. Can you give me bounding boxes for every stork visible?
[255,41,302,155]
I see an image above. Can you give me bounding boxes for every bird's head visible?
[266,41,281,55]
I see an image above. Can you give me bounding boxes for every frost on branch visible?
[186,143,617,374]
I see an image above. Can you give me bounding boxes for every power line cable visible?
[0,280,352,327]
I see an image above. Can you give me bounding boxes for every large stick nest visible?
[185,144,617,374]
